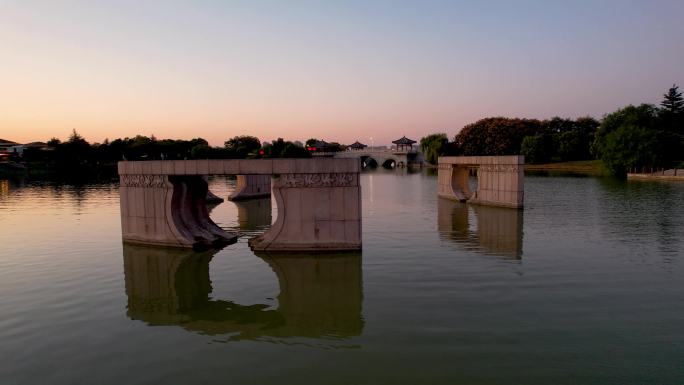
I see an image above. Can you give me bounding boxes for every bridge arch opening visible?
[449,165,474,201]
[381,159,396,169]
[362,157,378,169]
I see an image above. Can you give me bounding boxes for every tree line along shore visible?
[419,84,683,178]
[2,85,682,180]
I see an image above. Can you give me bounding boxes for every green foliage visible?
[520,135,553,164]
[545,117,575,133]
[554,117,599,161]
[453,117,544,155]
[261,138,311,158]
[224,136,261,158]
[593,104,666,177]
[594,104,658,145]
[305,138,318,147]
[453,115,599,163]
[190,144,211,159]
[419,133,448,164]
[600,124,661,178]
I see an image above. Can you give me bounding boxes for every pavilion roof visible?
[0,139,18,145]
[25,142,47,147]
[392,136,416,145]
[349,141,367,149]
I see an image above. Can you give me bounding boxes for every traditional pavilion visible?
[307,140,332,152]
[392,136,417,152]
[348,141,367,151]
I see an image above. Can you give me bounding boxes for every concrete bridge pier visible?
[119,159,361,251]
[438,156,524,208]
[248,168,361,252]
[120,173,237,249]
[228,175,271,201]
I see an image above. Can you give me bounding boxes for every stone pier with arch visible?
[437,155,524,208]
[118,159,361,251]
[228,174,271,200]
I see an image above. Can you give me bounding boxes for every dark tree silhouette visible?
[453,117,544,155]
[224,136,261,158]
[661,84,684,114]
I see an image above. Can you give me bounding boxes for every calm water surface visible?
[0,172,683,384]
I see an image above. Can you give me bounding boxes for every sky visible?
[1,0,683,146]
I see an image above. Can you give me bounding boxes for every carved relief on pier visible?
[274,173,358,188]
[120,174,169,188]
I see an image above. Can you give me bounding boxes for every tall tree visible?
[658,84,684,160]
[593,104,664,177]
[419,133,448,164]
[661,84,684,114]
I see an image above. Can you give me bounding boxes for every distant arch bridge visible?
[330,150,422,169]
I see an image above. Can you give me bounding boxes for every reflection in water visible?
[123,244,363,342]
[234,198,272,230]
[437,198,524,259]
[0,180,9,199]
[596,178,683,257]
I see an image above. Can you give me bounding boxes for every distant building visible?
[307,140,333,153]
[0,139,19,153]
[348,141,367,151]
[307,140,344,154]
[392,136,417,152]
[8,142,48,156]
[0,139,18,161]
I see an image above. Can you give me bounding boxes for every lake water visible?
[1,172,683,385]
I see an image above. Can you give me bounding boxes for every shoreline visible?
[523,160,606,176]
[627,173,684,182]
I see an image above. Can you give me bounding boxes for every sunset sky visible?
[2,0,683,146]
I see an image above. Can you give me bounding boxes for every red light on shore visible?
[259,149,265,155]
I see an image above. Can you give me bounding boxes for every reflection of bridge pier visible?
[234,197,272,230]
[437,198,524,259]
[123,245,214,324]
[123,244,364,341]
[257,252,364,338]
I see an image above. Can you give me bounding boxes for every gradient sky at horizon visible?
[2,0,683,146]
